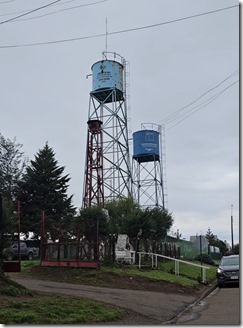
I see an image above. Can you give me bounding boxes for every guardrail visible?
[138,252,210,283]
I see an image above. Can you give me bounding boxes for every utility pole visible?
[231,205,234,254]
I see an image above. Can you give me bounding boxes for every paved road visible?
[175,286,240,325]
[11,276,199,324]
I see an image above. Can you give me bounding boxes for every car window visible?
[221,256,239,266]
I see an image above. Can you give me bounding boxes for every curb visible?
[163,281,218,324]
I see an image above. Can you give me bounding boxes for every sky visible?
[0,0,240,245]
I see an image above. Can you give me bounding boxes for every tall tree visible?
[104,197,141,234]
[78,206,109,241]
[124,206,173,252]
[0,133,28,199]
[205,227,216,245]
[104,197,173,252]
[16,143,76,240]
[0,134,27,240]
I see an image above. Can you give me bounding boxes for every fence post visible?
[202,267,206,283]
[174,260,179,275]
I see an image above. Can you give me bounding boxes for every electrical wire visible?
[12,0,108,22]
[0,4,238,48]
[0,0,15,4]
[0,0,108,20]
[166,79,239,127]
[159,69,239,125]
[0,0,61,25]
[0,0,81,16]
[165,80,239,131]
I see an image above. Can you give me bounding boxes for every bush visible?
[194,254,215,265]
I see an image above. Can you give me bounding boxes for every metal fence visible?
[138,252,210,283]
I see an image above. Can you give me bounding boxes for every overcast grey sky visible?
[0,0,239,245]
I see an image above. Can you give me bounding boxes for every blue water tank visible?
[133,130,160,163]
[91,60,124,103]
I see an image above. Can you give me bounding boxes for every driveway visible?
[10,276,207,324]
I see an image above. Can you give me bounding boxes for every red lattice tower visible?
[83,119,104,208]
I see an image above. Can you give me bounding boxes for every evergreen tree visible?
[0,133,27,199]
[16,143,76,240]
[205,227,216,245]
[0,134,27,239]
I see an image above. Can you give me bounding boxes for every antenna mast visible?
[105,18,108,53]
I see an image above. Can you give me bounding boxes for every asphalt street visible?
[10,276,199,324]
[174,286,240,325]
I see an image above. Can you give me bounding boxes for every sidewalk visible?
[174,286,240,325]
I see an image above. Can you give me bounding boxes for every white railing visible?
[138,252,210,283]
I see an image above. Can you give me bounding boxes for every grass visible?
[101,259,217,287]
[20,259,40,270]
[158,259,217,283]
[1,257,217,323]
[0,294,123,324]
[102,265,198,287]
[0,274,123,324]
[20,258,217,287]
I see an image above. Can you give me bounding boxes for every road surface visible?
[10,276,207,324]
[174,286,240,325]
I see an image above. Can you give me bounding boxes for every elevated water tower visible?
[83,52,132,208]
[132,123,166,209]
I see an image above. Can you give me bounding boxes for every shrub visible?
[194,254,215,265]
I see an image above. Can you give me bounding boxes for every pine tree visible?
[0,133,27,199]
[205,227,216,245]
[16,143,76,240]
[0,134,27,239]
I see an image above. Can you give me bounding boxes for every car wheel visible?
[28,252,33,261]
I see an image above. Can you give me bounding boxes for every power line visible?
[0,4,238,48]
[0,0,61,25]
[165,80,239,131]
[0,0,82,16]
[166,79,239,128]
[0,0,108,21]
[160,70,239,125]
[13,0,108,22]
[0,0,15,4]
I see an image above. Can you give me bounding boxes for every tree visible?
[233,243,239,254]
[16,143,76,240]
[78,206,109,241]
[0,133,28,199]
[105,197,173,252]
[104,197,141,234]
[0,134,28,250]
[205,227,228,255]
[205,227,216,245]
[0,193,4,276]
[126,207,173,252]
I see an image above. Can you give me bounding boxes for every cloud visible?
[173,209,239,245]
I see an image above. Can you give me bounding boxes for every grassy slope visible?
[0,259,217,324]
[0,274,123,324]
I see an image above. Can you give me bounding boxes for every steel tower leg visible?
[83,120,104,208]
